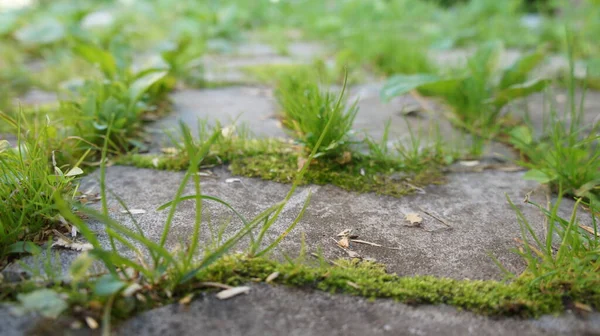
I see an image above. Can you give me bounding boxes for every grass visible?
[382,42,548,133]
[508,43,599,203]
[275,70,358,158]
[0,112,84,265]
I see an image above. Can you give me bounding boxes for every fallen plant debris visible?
[52,238,93,252]
[216,286,251,300]
[120,209,147,215]
[405,213,423,226]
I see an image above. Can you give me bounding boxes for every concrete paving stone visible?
[115,284,600,336]
[6,165,586,282]
[13,89,57,106]
[511,89,600,136]
[430,49,586,79]
[202,42,327,84]
[3,285,599,336]
[148,86,286,149]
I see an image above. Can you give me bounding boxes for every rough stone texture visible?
[3,285,598,336]
[7,165,583,281]
[149,86,285,148]
[430,49,586,79]
[14,89,57,106]
[116,284,600,336]
[203,41,326,84]
[512,89,600,136]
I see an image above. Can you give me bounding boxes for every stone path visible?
[3,42,600,335]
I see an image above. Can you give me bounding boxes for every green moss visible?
[193,255,567,318]
[230,151,445,197]
[3,254,580,329]
[118,138,446,198]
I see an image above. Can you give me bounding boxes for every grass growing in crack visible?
[509,44,600,202]
[382,42,548,155]
[506,194,599,310]
[0,112,83,264]
[275,70,358,158]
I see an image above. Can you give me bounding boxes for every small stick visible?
[410,90,433,112]
[350,239,382,247]
[195,282,233,290]
[417,206,452,228]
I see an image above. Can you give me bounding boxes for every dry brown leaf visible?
[344,250,361,259]
[216,286,251,300]
[459,160,480,167]
[135,293,147,303]
[297,156,308,171]
[52,238,93,252]
[121,209,146,215]
[337,236,349,248]
[574,302,593,312]
[337,151,352,165]
[337,229,352,237]
[405,213,423,226]
[579,224,599,237]
[346,281,360,289]
[85,317,99,329]
[161,147,179,155]
[122,283,142,297]
[179,294,194,305]
[350,239,382,247]
[265,272,279,283]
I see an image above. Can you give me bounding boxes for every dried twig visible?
[350,239,382,247]
[194,282,233,290]
[417,206,452,228]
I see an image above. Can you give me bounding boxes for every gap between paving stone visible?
[149,82,519,163]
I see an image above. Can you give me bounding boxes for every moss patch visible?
[229,151,445,197]
[118,138,446,198]
[3,255,580,330]
[195,256,569,318]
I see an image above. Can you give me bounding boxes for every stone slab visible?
[116,284,600,336]
[513,89,600,136]
[149,87,286,149]
[3,285,598,336]
[7,165,584,281]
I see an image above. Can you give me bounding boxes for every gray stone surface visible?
[116,284,600,336]
[3,285,598,336]
[8,165,582,281]
[14,89,57,106]
[431,49,586,79]
[153,83,516,161]
[512,89,600,136]
[203,41,326,84]
[148,86,285,149]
